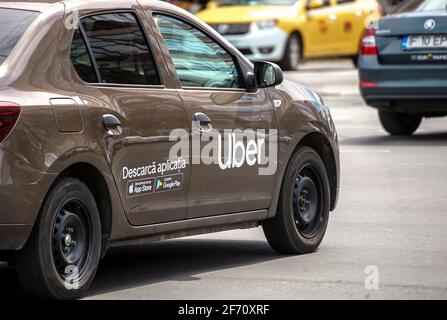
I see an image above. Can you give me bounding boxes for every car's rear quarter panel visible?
[0,2,127,248]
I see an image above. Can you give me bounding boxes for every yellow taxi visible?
[197,0,382,70]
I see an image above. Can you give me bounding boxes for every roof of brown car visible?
[0,1,58,11]
[0,0,178,13]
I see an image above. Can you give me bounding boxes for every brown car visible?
[0,0,339,299]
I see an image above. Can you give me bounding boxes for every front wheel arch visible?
[298,133,338,211]
[268,131,338,218]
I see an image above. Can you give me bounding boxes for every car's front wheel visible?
[379,110,422,136]
[15,177,102,299]
[280,34,301,71]
[263,147,330,254]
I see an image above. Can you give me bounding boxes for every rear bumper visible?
[0,147,55,250]
[359,55,447,113]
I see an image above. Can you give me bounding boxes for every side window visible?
[76,12,160,85]
[71,28,97,83]
[154,14,242,89]
[307,0,331,8]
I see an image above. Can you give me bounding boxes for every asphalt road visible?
[2,59,447,300]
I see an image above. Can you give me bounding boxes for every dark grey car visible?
[359,0,447,135]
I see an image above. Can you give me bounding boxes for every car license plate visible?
[403,35,447,50]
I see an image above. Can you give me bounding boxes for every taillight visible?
[0,102,21,143]
[360,81,378,88]
[360,28,378,55]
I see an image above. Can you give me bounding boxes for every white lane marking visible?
[341,148,391,153]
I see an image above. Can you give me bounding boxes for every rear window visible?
[416,0,447,11]
[0,8,39,65]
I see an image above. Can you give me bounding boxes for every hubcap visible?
[295,176,318,224]
[52,201,90,280]
[63,233,73,248]
[292,165,323,238]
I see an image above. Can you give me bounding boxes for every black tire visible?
[379,110,422,136]
[350,55,359,68]
[15,177,101,299]
[263,147,330,254]
[280,34,301,71]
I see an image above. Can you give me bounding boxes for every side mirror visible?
[306,0,324,10]
[254,61,283,89]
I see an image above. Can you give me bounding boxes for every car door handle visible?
[102,114,121,129]
[194,112,212,124]
[194,112,213,132]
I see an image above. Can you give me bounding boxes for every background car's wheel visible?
[280,34,301,71]
[263,147,330,254]
[379,110,422,136]
[15,177,101,299]
[350,54,359,68]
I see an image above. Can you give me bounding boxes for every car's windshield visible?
[217,0,297,7]
[416,0,447,11]
[0,8,39,66]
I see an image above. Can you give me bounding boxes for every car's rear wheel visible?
[263,147,330,254]
[280,34,301,71]
[379,110,422,136]
[15,177,101,299]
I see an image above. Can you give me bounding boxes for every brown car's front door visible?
[153,14,278,218]
[72,11,190,225]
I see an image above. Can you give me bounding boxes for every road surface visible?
[2,59,446,300]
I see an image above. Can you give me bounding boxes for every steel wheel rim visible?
[292,164,324,238]
[51,199,91,281]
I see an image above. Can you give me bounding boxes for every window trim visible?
[152,11,248,92]
[76,23,101,83]
[71,9,164,89]
[307,0,332,8]
[336,0,356,4]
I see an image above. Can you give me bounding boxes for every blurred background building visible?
[162,0,423,15]
[24,0,424,15]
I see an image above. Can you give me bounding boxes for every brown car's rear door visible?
[71,10,190,226]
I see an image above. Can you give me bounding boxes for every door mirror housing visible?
[254,61,283,89]
[307,0,325,10]
[245,71,258,93]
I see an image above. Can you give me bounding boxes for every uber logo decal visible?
[169,122,278,176]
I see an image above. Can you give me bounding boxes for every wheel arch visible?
[298,132,338,211]
[59,162,112,258]
[268,131,338,218]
